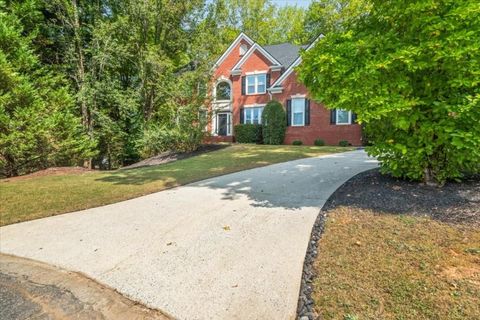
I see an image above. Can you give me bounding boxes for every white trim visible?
[231,69,242,76]
[243,103,266,108]
[214,112,233,136]
[212,33,254,70]
[336,109,352,125]
[291,94,306,98]
[213,76,232,102]
[231,43,282,72]
[269,86,283,94]
[269,34,324,89]
[245,70,268,75]
[270,66,282,72]
[291,97,306,127]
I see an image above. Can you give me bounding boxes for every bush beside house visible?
[234,124,263,143]
[262,100,287,145]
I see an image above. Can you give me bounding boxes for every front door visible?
[217,113,229,136]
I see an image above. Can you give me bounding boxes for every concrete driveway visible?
[0,150,377,320]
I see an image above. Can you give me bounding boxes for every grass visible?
[313,207,480,320]
[0,144,352,226]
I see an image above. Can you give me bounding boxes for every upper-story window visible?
[216,81,231,101]
[239,44,248,56]
[246,74,266,95]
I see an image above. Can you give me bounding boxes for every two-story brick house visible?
[209,33,362,146]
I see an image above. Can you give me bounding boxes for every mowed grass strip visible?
[314,207,480,320]
[0,144,352,226]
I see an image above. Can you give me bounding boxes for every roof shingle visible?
[263,43,307,68]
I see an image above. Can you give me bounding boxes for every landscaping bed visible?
[323,168,480,227]
[122,144,228,169]
[298,169,480,320]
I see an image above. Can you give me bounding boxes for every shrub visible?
[314,139,325,146]
[235,124,263,143]
[262,100,286,145]
[292,140,303,146]
[339,140,349,147]
[140,125,203,157]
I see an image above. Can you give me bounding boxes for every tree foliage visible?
[304,0,371,39]
[1,0,309,176]
[262,100,286,145]
[0,0,93,177]
[210,0,307,45]
[299,0,480,184]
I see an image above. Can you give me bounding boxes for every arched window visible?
[216,81,231,101]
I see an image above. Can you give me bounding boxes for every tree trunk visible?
[423,166,439,187]
[4,154,18,177]
[71,0,93,169]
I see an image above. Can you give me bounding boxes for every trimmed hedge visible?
[314,139,325,146]
[262,100,286,145]
[339,140,350,147]
[292,140,303,145]
[234,124,263,143]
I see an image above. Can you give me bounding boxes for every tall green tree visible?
[304,0,370,39]
[0,0,93,177]
[299,0,480,184]
[41,0,209,168]
[210,0,307,45]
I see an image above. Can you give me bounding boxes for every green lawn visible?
[313,207,480,320]
[0,144,352,226]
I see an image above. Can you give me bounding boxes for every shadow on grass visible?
[94,146,341,187]
[96,167,182,186]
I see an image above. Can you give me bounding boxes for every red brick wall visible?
[212,42,363,146]
[272,71,362,146]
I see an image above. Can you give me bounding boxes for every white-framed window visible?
[336,109,352,125]
[246,74,266,95]
[240,44,248,56]
[292,98,306,126]
[215,81,231,101]
[244,106,264,124]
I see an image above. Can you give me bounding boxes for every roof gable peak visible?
[212,33,255,69]
[231,43,282,72]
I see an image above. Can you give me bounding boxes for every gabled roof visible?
[264,43,308,69]
[212,32,324,85]
[231,43,282,71]
[212,33,255,69]
[269,34,324,90]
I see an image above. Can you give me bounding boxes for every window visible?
[244,106,264,124]
[336,109,351,124]
[292,98,305,126]
[216,81,231,101]
[246,74,266,94]
[240,44,248,56]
